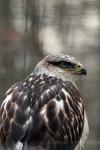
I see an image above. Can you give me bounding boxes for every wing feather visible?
[0,83,31,149]
[0,74,84,150]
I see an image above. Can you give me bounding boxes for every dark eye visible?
[61,61,68,68]
[61,61,75,69]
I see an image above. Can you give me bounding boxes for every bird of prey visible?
[0,54,89,150]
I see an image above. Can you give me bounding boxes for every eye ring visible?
[61,61,76,69]
[61,61,67,68]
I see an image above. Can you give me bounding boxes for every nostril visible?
[77,65,81,68]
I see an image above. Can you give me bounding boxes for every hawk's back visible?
[0,73,84,150]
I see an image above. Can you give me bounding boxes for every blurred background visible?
[0,0,100,149]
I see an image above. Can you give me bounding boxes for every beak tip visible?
[81,68,87,76]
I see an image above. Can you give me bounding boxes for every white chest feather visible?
[75,111,89,150]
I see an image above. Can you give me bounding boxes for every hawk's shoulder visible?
[0,74,84,149]
[0,80,32,148]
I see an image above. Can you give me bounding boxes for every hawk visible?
[0,54,89,150]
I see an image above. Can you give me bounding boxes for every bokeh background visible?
[0,0,100,149]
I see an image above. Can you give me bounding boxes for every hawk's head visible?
[34,54,87,82]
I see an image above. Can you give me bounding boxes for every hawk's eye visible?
[61,61,75,69]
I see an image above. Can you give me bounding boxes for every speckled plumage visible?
[0,54,89,150]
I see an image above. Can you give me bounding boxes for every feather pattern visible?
[0,74,85,150]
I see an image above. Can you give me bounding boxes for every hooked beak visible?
[64,62,87,76]
[76,68,87,76]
